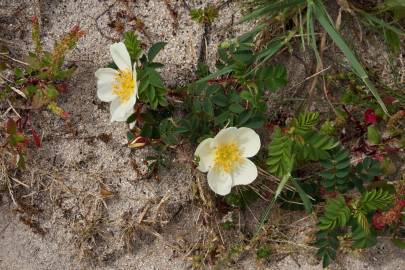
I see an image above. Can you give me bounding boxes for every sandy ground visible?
[1,0,405,269]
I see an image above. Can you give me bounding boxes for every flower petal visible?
[110,94,136,122]
[133,62,139,98]
[194,138,215,172]
[235,127,261,158]
[207,168,233,196]
[231,158,258,186]
[110,42,132,71]
[214,127,238,145]
[95,68,118,102]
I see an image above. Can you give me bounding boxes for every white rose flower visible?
[195,127,261,195]
[95,42,138,122]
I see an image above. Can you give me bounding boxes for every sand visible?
[1,0,404,269]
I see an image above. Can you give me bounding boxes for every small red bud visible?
[56,83,68,93]
[398,200,405,208]
[364,109,378,125]
[129,136,148,148]
[31,16,39,24]
[372,211,385,230]
[60,112,70,119]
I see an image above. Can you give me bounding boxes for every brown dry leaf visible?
[337,0,353,14]
[99,186,114,198]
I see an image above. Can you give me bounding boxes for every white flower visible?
[95,42,138,122]
[194,127,261,195]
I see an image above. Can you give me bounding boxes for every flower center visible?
[112,69,135,103]
[214,143,242,173]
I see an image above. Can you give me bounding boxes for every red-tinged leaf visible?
[56,83,68,93]
[383,96,397,105]
[31,128,41,147]
[364,109,378,125]
[373,153,384,162]
[6,119,17,134]
[60,111,70,119]
[265,122,275,132]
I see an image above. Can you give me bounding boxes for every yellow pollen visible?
[112,69,135,103]
[214,143,242,173]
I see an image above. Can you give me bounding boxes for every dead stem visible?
[0,52,29,66]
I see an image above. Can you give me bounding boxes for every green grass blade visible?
[238,23,267,43]
[306,3,321,63]
[256,173,291,234]
[312,1,389,114]
[241,0,306,23]
[196,64,237,84]
[290,178,313,213]
[359,10,405,35]
[256,31,294,62]
[246,31,296,77]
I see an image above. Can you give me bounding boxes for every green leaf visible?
[124,32,142,61]
[159,119,178,145]
[236,110,252,126]
[290,111,319,135]
[315,230,339,268]
[46,85,59,99]
[148,42,167,62]
[258,64,287,92]
[245,117,264,129]
[318,195,350,231]
[14,67,23,79]
[126,113,136,124]
[146,85,156,102]
[267,128,294,177]
[203,99,214,116]
[352,226,377,248]
[359,189,394,211]
[240,90,252,101]
[319,146,351,192]
[353,209,370,234]
[146,67,165,89]
[229,103,245,114]
[295,131,338,161]
[147,62,165,69]
[215,111,230,125]
[367,125,381,145]
[212,93,228,107]
[350,157,380,192]
[158,95,169,107]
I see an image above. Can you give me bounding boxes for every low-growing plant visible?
[0,17,84,167]
[315,187,404,267]
[190,5,219,24]
[108,12,404,266]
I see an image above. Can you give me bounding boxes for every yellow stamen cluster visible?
[214,143,242,173]
[113,69,135,103]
